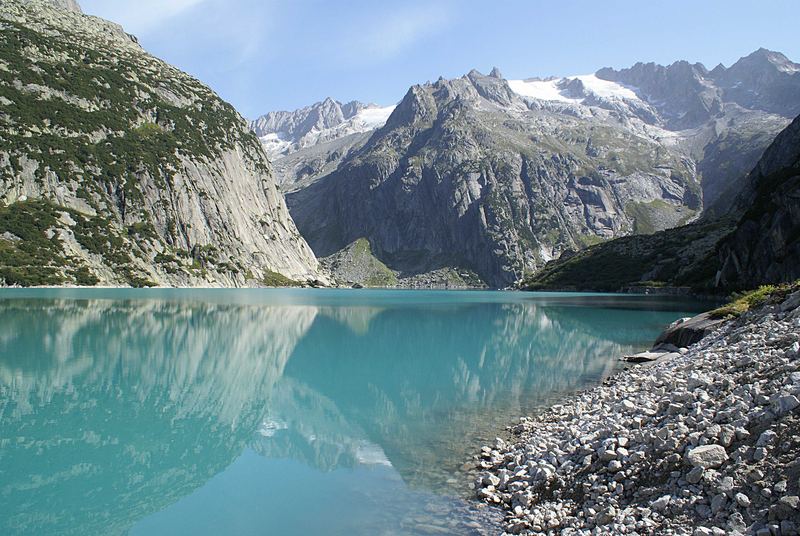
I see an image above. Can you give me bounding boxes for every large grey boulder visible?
[654,313,727,348]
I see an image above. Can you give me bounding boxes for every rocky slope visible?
[476,286,800,535]
[0,0,323,287]
[264,51,798,288]
[524,113,800,293]
[716,114,800,290]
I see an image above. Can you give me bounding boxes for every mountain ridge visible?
[262,49,798,287]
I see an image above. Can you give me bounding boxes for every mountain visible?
[524,113,800,292]
[262,52,798,287]
[0,0,323,287]
[250,98,395,191]
[715,114,800,290]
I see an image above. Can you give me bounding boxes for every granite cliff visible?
[0,0,323,287]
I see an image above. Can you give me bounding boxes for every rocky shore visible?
[476,290,800,535]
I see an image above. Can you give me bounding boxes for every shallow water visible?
[0,289,709,535]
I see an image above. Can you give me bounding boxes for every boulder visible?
[686,445,729,469]
[655,313,727,348]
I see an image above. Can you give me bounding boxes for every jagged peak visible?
[489,67,503,79]
[730,47,799,73]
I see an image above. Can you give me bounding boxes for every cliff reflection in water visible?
[0,292,691,535]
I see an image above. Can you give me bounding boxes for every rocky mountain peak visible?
[489,67,503,79]
[465,69,519,107]
[719,48,799,79]
[385,84,438,129]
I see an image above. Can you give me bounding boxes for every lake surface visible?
[0,289,710,535]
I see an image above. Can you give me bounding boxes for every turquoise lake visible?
[0,289,710,535]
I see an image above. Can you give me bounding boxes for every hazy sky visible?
[79,0,800,119]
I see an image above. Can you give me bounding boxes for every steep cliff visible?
[715,114,800,289]
[523,114,800,292]
[0,0,322,286]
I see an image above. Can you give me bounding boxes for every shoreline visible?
[475,290,800,535]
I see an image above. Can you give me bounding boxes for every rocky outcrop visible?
[0,0,323,287]
[653,313,727,349]
[715,114,800,290]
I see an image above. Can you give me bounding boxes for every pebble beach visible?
[476,290,800,535]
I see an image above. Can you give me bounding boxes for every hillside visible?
[0,0,323,287]
[523,114,800,292]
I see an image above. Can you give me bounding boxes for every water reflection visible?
[0,291,702,535]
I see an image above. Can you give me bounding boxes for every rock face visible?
[524,113,800,292]
[267,52,798,288]
[0,0,322,287]
[716,114,800,290]
[23,0,81,12]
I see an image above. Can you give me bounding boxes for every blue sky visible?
[80,0,800,119]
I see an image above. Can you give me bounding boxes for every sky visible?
[79,0,800,119]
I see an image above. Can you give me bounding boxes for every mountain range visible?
[1,0,798,291]
[253,49,800,287]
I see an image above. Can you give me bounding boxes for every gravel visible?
[475,290,800,535]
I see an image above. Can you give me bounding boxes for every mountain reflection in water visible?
[0,290,706,535]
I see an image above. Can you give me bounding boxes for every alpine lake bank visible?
[474,282,800,535]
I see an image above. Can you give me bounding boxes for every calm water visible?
[0,289,710,536]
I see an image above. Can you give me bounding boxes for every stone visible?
[781,520,799,536]
[772,394,800,415]
[769,496,800,520]
[600,450,618,462]
[756,430,777,447]
[687,466,705,484]
[736,493,751,508]
[710,494,727,514]
[687,445,729,469]
[651,495,671,511]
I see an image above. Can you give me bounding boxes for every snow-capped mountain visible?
[255,49,800,288]
[250,98,395,160]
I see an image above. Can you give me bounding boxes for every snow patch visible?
[352,105,396,129]
[508,78,576,103]
[574,74,639,100]
[509,74,641,104]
